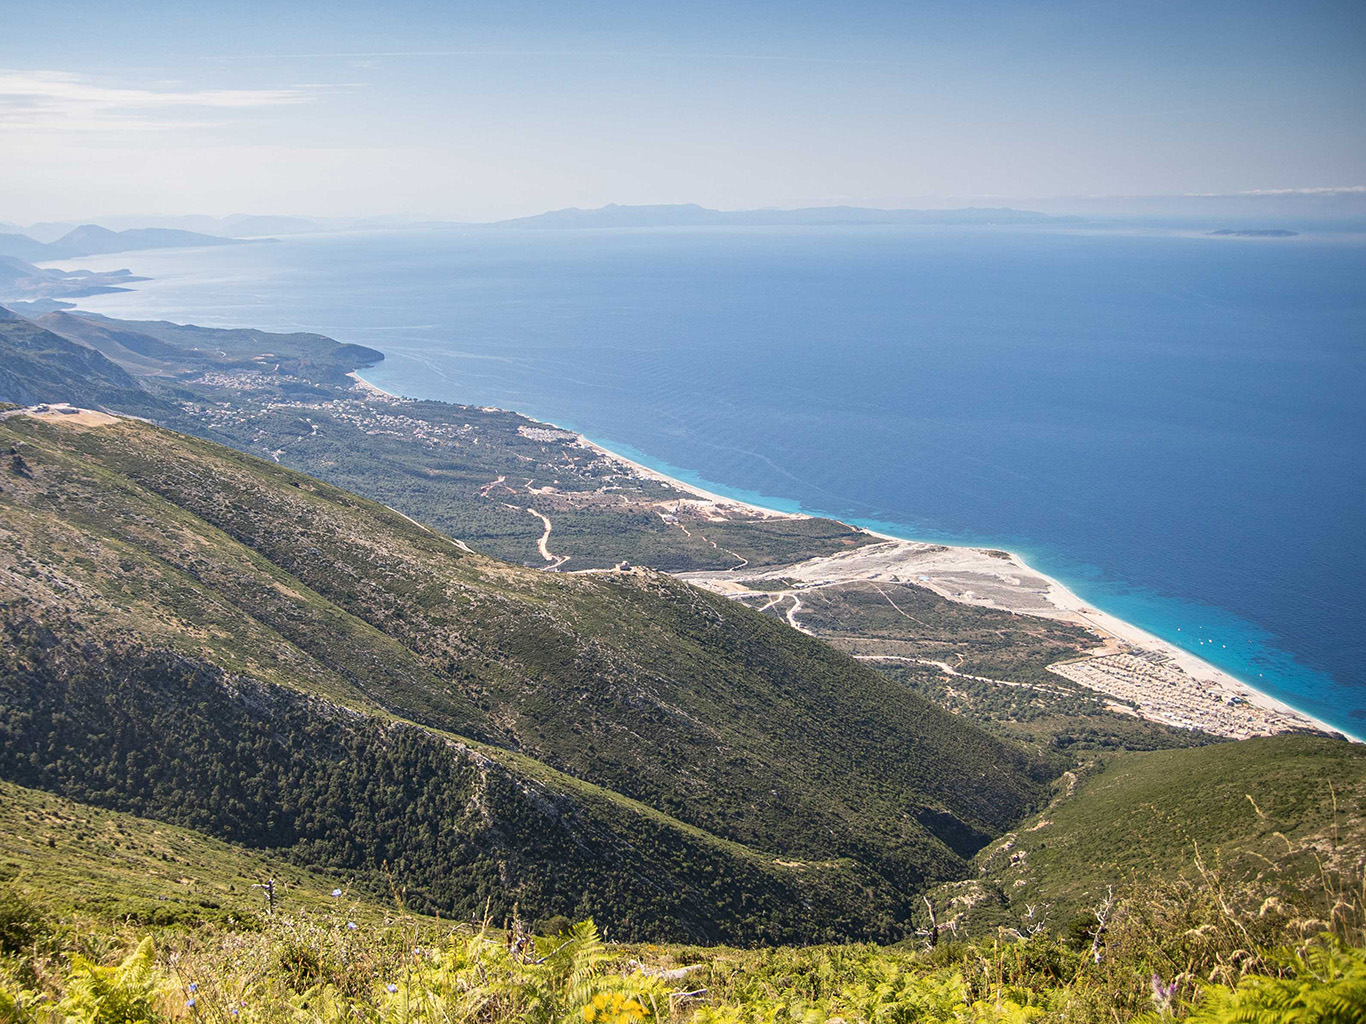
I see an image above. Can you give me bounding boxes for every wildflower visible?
[387,984,398,993]
[187,999,196,1009]
[1150,974,1178,1013]
[331,888,342,897]
[188,983,198,993]
[347,921,357,930]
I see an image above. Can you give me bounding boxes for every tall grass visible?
[1,815,1361,1023]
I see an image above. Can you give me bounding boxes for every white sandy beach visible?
[346,371,405,401]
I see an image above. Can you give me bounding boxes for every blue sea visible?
[58,225,1366,738]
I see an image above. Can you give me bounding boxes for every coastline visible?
[355,368,1351,742]
[346,370,403,401]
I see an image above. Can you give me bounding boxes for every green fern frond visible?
[57,936,165,1024]
[1184,940,1366,1023]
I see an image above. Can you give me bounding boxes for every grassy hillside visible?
[929,734,1366,935]
[1,854,1361,1022]
[0,780,397,927]
[0,410,1057,943]
[2,759,1361,1021]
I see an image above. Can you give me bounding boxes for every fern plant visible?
[1162,941,1366,1024]
[374,918,675,1024]
[0,976,45,1024]
[56,936,165,1024]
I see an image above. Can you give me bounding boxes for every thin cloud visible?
[1238,186,1366,196]
[213,48,896,66]
[0,68,315,133]
[1182,186,1366,197]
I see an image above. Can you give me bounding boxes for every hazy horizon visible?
[3,0,1363,223]
[7,189,1366,239]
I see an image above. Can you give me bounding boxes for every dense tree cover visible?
[0,617,910,943]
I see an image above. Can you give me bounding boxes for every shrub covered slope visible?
[0,412,1057,943]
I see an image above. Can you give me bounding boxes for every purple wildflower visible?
[1150,974,1178,1012]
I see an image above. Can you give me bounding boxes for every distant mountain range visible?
[6,214,321,243]
[0,205,1074,248]
[0,225,277,302]
[487,203,1078,229]
[0,224,264,262]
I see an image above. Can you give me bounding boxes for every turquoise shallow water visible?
[60,225,1366,738]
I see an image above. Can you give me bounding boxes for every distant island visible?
[0,223,269,262]
[488,202,1079,229]
[0,254,147,304]
[0,224,278,305]
[1207,228,1299,237]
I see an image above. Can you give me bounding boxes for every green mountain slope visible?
[930,734,1366,934]
[0,780,395,927]
[2,307,1221,760]
[40,311,383,383]
[0,411,1054,943]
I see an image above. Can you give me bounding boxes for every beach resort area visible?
[573,441,1336,742]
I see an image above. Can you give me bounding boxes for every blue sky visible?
[2,0,1363,220]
